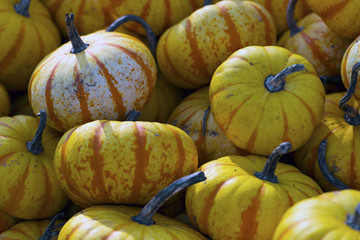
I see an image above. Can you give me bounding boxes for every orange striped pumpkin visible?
[0,112,68,219]
[0,0,61,92]
[306,0,360,40]
[209,46,325,156]
[156,0,276,89]
[167,86,247,166]
[0,83,10,117]
[186,143,323,240]
[28,13,157,133]
[108,0,203,36]
[0,211,17,234]
[53,120,198,208]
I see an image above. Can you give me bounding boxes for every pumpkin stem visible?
[339,62,360,125]
[320,75,342,85]
[14,0,31,17]
[264,64,305,92]
[39,212,65,240]
[26,110,47,154]
[106,15,157,58]
[286,0,303,36]
[346,204,360,231]
[202,106,211,137]
[132,171,206,226]
[318,140,349,189]
[65,13,89,54]
[255,142,292,183]
[203,0,212,6]
[126,110,141,121]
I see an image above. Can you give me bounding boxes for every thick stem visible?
[317,140,349,189]
[202,106,211,137]
[339,62,360,125]
[287,0,303,36]
[255,142,292,183]
[65,13,89,54]
[106,15,157,59]
[126,110,141,121]
[264,64,305,92]
[346,204,360,231]
[39,212,65,240]
[26,110,47,154]
[203,0,213,6]
[132,171,206,226]
[14,0,31,17]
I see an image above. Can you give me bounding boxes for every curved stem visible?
[65,13,89,54]
[126,110,141,121]
[287,0,303,36]
[264,64,305,92]
[339,62,360,124]
[26,110,47,154]
[39,212,65,240]
[106,15,157,59]
[203,0,212,6]
[255,142,292,183]
[317,140,349,189]
[346,204,360,231]
[132,171,206,226]
[202,106,211,137]
[14,0,31,17]
[320,75,342,85]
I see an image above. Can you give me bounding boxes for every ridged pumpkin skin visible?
[278,13,351,77]
[273,189,360,239]
[0,0,61,92]
[209,46,325,156]
[108,0,203,36]
[156,0,276,89]
[306,0,360,40]
[0,83,10,117]
[54,120,198,208]
[0,115,68,219]
[0,211,17,234]
[295,92,360,191]
[167,86,246,166]
[185,156,323,240]
[58,205,207,240]
[29,30,157,133]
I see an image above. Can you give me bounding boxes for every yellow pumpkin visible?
[273,189,360,239]
[0,0,61,92]
[156,0,276,89]
[0,211,17,234]
[209,45,325,156]
[0,111,68,219]
[186,143,323,240]
[0,83,10,117]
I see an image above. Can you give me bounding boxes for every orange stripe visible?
[249,2,274,45]
[280,100,290,142]
[163,0,172,31]
[169,126,187,177]
[319,0,349,20]
[74,63,91,123]
[75,0,86,34]
[286,91,319,126]
[37,164,54,216]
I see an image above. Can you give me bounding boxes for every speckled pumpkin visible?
[156,0,276,89]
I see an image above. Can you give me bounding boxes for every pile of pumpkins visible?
[1,0,360,239]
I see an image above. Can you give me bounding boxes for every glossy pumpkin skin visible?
[0,115,68,219]
[278,13,351,77]
[273,189,360,239]
[306,0,360,40]
[0,211,17,234]
[54,120,198,208]
[0,83,10,117]
[209,46,325,156]
[29,30,157,133]
[167,86,246,166]
[108,0,203,36]
[295,92,360,191]
[0,0,61,92]
[156,0,276,89]
[58,205,207,239]
[186,155,323,240]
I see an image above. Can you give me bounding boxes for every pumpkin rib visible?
[73,62,91,123]
[248,2,274,45]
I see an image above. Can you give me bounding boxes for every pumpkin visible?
[167,86,247,166]
[209,45,325,156]
[306,0,360,40]
[53,119,199,208]
[186,142,323,240]
[156,0,276,89]
[273,189,360,239]
[0,211,17,234]
[278,0,351,87]
[0,83,10,117]
[0,110,68,219]
[58,172,207,239]
[295,62,360,191]
[28,13,157,132]
[0,0,61,92]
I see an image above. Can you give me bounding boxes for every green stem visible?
[106,15,157,59]
[346,204,360,231]
[255,142,292,183]
[126,110,141,121]
[202,106,210,137]
[264,64,305,92]
[132,171,206,226]
[26,110,47,154]
[203,0,212,6]
[39,212,65,240]
[287,0,303,36]
[65,13,89,54]
[14,0,31,17]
